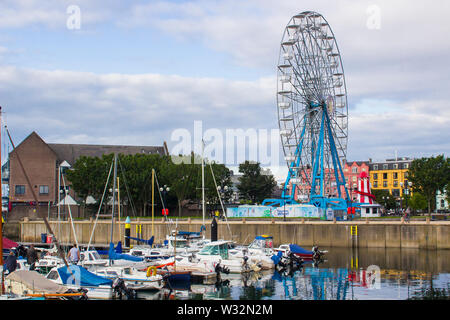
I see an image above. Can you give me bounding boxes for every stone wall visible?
[16,219,450,249]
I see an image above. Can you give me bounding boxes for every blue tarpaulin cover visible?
[289,244,313,255]
[178,231,201,237]
[108,242,143,262]
[57,265,112,286]
[125,235,154,246]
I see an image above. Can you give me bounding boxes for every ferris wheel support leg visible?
[324,109,350,202]
[310,111,326,200]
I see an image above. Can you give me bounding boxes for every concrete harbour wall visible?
[16,219,450,250]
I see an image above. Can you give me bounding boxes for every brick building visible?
[7,131,167,220]
[287,160,370,202]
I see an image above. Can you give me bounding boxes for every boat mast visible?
[109,153,118,245]
[152,168,155,237]
[201,139,205,226]
[117,176,121,242]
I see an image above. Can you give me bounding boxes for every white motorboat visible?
[92,265,164,291]
[80,250,109,268]
[46,266,114,300]
[195,241,259,274]
[228,236,276,270]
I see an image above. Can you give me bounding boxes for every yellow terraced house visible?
[369,157,413,199]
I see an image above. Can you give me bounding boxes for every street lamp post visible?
[160,185,170,221]
[217,185,228,220]
[382,196,390,214]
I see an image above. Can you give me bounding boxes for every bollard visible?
[271,219,275,224]
[242,218,246,224]
[125,216,131,248]
[188,217,191,224]
[301,218,305,224]
[211,216,218,242]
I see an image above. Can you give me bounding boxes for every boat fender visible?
[147,266,157,277]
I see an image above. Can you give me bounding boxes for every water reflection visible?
[141,248,450,300]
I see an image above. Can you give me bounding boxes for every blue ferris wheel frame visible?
[263,103,351,211]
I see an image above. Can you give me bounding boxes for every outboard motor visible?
[112,278,136,300]
[312,246,323,261]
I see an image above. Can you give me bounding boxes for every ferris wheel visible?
[273,11,350,209]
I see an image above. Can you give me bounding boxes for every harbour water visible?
[143,247,450,300]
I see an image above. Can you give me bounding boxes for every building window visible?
[373,165,378,170]
[383,173,388,180]
[441,200,445,208]
[383,164,388,170]
[352,176,357,182]
[403,163,409,169]
[392,189,400,197]
[39,185,49,195]
[15,185,26,195]
[383,181,387,188]
[404,172,409,178]
[393,180,398,187]
[393,172,398,179]
[373,173,378,180]
[393,164,398,169]
[362,168,366,172]
[352,167,358,173]
[373,181,378,188]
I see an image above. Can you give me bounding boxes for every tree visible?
[372,189,396,210]
[408,155,450,214]
[237,161,277,204]
[408,192,428,213]
[65,154,114,203]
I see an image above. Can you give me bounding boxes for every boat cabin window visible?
[80,253,85,261]
[123,268,132,275]
[150,251,161,256]
[199,244,228,260]
[170,240,188,248]
[249,238,273,249]
[47,270,59,280]
[106,271,119,277]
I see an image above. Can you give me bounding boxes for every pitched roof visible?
[48,143,166,165]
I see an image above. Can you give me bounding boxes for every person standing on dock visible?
[4,250,17,274]
[26,244,39,270]
[67,243,81,264]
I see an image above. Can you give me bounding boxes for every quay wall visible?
[16,219,450,249]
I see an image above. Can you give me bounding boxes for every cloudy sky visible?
[1,0,449,180]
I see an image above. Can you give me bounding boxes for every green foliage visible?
[408,192,428,212]
[372,189,396,210]
[408,155,450,214]
[237,161,277,204]
[65,152,232,218]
